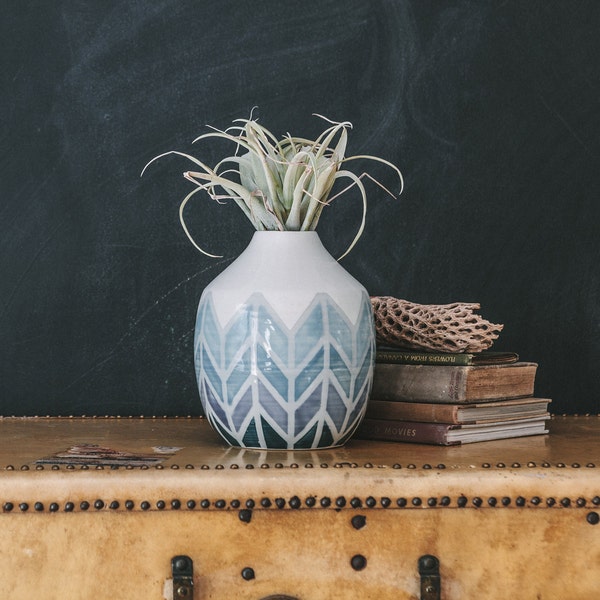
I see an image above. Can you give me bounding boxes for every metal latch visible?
[172,555,194,599]
[419,554,441,600]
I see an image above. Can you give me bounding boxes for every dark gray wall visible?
[1,1,599,416]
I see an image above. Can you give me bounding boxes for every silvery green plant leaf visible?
[142,114,403,258]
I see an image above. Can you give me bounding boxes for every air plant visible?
[142,114,403,259]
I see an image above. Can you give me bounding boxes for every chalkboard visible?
[1,0,599,416]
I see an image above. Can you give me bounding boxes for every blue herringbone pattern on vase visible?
[195,291,374,448]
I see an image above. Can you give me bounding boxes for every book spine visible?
[372,364,468,402]
[366,400,460,423]
[357,418,458,445]
[376,351,475,366]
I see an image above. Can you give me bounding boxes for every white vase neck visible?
[204,230,368,328]
[244,231,334,270]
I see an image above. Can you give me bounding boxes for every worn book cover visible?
[371,362,538,403]
[375,348,519,366]
[366,397,551,424]
[356,416,549,445]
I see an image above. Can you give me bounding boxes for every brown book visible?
[375,349,519,366]
[366,397,551,424]
[356,417,549,446]
[371,362,538,403]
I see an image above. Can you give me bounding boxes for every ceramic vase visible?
[194,231,375,449]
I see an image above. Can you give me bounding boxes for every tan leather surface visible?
[0,414,597,467]
[0,416,598,598]
[1,508,597,599]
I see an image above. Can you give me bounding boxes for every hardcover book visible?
[371,362,538,403]
[366,397,551,425]
[375,349,519,366]
[356,416,549,446]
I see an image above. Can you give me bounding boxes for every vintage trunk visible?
[0,415,598,599]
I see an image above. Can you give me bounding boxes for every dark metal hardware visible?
[351,515,367,530]
[172,555,194,599]
[419,554,441,600]
[350,554,367,571]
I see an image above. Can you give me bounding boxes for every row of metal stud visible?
[3,495,600,514]
[2,460,596,471]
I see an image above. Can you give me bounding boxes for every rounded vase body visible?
[194,231,375,449]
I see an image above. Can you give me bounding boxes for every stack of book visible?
[357,349,551,446]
